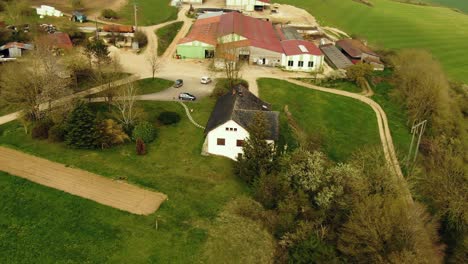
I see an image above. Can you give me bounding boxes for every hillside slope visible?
[277,0,468,83]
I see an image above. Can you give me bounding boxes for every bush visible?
[48,124,66,142]
[132,121,156,143]
[134,31,148,47]
[95,119,129,149]
[211,78,249,98]
[136,138,146,155]
[158,111,181,125]
[31,120,53,140]
[101,9,118,19]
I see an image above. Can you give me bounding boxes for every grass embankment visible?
[277,0,468,84]
[258,78,380,161]
[120,0,178,26]
[0,99,273,262]
[298,78,362,93]
[90,78,174,98]
[156,21,184,56]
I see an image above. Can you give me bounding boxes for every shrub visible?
[101,9,118,19]
[31,120,53,140]
[132,121,156,143]
[95,119,129,149]
[65,103,98,149]
[158,111,181,125]
[136,138,146,155]
[48,123,66,142]
[134,31,148,47]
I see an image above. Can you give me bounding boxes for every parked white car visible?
[200,77,212,84]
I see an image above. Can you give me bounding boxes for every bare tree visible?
[215,41,245,88]
[112,82,141,130]
[146,49,159,79]
[0,41,71,121]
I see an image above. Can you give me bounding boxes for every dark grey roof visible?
[205,85,279,140]
[320,44,353,69]
[281,27,303,40]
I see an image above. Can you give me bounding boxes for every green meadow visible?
[424,0,468,13]
[277,0,468,83]
[120,0,178,26]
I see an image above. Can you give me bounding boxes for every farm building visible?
[319,44,353,70]
[280,40,324,72]
[39,33,73,50]
[204,85,279,160]
[0,42,34,58]
[177,12,324,71]
[336,39,384,70]
[226,0,271,11]
[177,16,219,59]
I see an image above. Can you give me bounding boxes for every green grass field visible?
[119,0,178,26]
[277,0,468,84]
[258,78,380,161]
[0,99,274,262]
[423,0,468,13]
[156,21,184,56]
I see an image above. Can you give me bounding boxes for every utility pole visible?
[406,120,427,170]
[95,17,99,40]
[134,1,138,32]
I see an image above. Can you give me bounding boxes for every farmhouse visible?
[336,39,384,70]
[177,12,324,71]
[0,42,34,58]
[226,0,271,11]
[204,85,279,160]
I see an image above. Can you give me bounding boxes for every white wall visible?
[281,54,324,72]
[207,120,249,160]
[226,0,269,11]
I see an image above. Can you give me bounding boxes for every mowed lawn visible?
[0,99,273,262]
[258,78,380,161]
[424,0,468,13]
[277,0,468,83]
[120,0,178,26]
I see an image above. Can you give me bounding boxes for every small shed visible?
[71,11,87,23]
[0,42,34,58]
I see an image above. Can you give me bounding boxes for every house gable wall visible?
[281,54,324,72]
[207,120,249,160]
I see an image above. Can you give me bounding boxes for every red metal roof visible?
[1,42,28,49]
[258,0,271,3]
[40,33,73,49]
[281,40,322,56]
[217,12,283,53]
[178,16,220,46]
[336,39,378,58]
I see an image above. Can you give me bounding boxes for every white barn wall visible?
[281,54,324,72]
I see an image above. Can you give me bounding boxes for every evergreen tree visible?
[235,113,277,184]
[65,103,98,149]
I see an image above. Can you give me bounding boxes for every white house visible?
[204,85,279,160]
[281,40,324,72]
[226,0,271,11]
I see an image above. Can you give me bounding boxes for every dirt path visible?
[0,147,167,215]
[286,79,412,203]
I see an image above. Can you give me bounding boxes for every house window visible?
[288,60,294,67]
[298,61,304,67]
[234,128,237,131]
[217,138,225,146]
[308,61,314,68]
[225,127,229,131]
[236,140,244,147]
[229,128,233,131]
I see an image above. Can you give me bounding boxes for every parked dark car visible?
[178,92,196,101]
[174,79,183,88]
